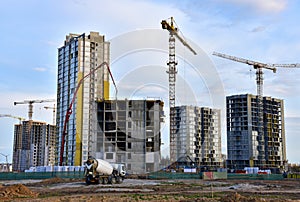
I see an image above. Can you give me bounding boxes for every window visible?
[106,153,113,159]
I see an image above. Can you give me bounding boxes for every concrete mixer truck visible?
[84,158,126,185]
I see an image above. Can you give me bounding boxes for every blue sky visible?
[0,0,299,164]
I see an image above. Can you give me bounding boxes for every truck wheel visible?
[111,177,116,184]
[116,176,121,184]
[103,177,108,184]
[108,176,115,184]
[85,177,91,185]
[99,178,104,184]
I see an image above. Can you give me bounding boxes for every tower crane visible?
[44,104,56,125]
[0,114,25,124]
[161,17,197,163]
[212,51,300,166]
[59,62,117,166]
[14,99,56,120]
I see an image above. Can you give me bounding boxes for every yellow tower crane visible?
[0,114,25,124]
[213,51,300,167]
[161,17,197,163]
[14,99,55,120]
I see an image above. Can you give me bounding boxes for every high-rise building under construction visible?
[227,94,287,171]
[13,121,56,171]
[95,99,164,174]
[173,106,222,169]
[56,32,110,166]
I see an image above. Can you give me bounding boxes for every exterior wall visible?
[19,121,32,171]
[56,32,110,166]
[12,121,56,171]
[227,94,252,169]
[12,124,22,171]
[95,99,164,174]
[226,94,286,170]
[263,96,286,169]
[200,107,222,168]
[30,122,45,168]
[44,124,56,166]
[174,106,222,169]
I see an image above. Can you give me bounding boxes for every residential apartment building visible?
[174,106,222,169]
[56,32,110,166]
[12,121,56,171]
[227,94,286,171]
[94,99,164,174]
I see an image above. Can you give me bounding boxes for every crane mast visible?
[161,17,196,163]
[213,51,300,167]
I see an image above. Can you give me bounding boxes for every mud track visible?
[0,178,300,201]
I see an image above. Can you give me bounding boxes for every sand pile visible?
[0,184,38,198]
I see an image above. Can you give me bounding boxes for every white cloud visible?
[251,25,267,33]
[223,0,287,13]
[43,40,60,47]
[33,67,47,72]
[61,0,187,38]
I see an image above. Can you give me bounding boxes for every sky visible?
[0,0,299,164]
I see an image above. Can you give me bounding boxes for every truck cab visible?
[111,163,126,179]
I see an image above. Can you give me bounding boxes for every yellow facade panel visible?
[104,80,110,100]
[75,71,83,166]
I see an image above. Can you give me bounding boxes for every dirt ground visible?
[0,177,300,201]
